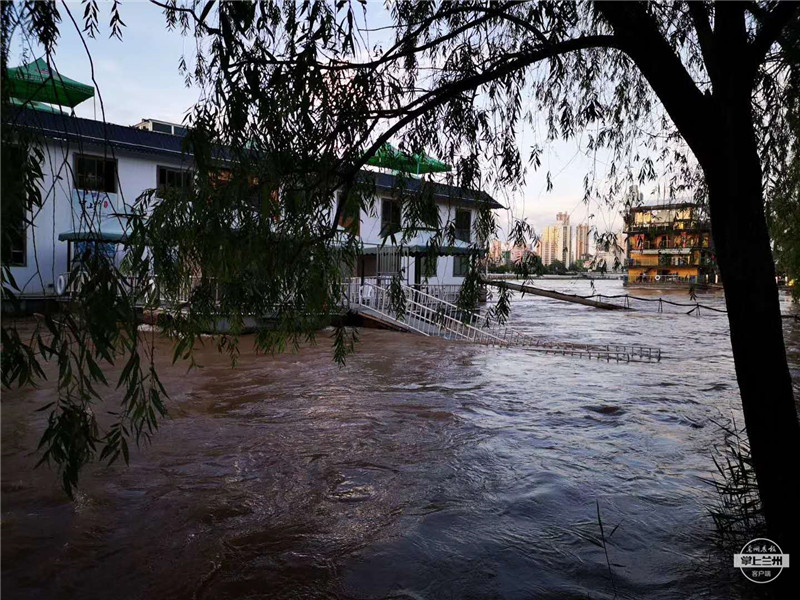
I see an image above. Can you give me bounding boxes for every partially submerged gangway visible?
[342,280,661,363]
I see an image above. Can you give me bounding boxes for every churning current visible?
[2,279,799,599]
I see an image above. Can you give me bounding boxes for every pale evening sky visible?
[7,0,672,243]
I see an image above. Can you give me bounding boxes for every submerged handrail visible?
[343,279,661,363]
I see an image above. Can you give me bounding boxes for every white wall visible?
[10,141,188,297]
[13,150,483,297]
[357,196,479,286]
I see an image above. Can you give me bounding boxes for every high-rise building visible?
[539,225,558,265]
[540,212,578,266]
[537,212,572,266]
[575,224,591,261]
[555,212,573,266]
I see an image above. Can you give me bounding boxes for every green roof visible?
[8,96,68,114]
[367,143,451,175]
[6,58,94,108]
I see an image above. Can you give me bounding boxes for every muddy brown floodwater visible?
[2,280,799,599]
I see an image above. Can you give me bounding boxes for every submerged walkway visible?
[343,279,661,363]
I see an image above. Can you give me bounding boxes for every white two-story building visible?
[6,107,503,305]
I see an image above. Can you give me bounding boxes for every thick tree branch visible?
[353,1,524,70]
[596,1,714,162]
[749,0,799,68]
[356,35,620,174]
[325,34,620,237]
[687,1,716,79]
[714,1,752,96]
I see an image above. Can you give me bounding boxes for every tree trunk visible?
[705,107,800,561]
[595,1,799,586]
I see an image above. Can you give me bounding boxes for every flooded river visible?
[3,280,799,599]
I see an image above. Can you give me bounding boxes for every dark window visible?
[381,198,402,237]
[337,193,360,235]
[455,209,471,242]
[152,121,173,134]
[173,126,188,137]
[4,218,27,267]
[420,255,437,278]
[453,255,470,277]
[2,144,30,266]
[75,155,117,193]
[157,166,193,192]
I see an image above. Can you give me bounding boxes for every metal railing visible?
[624,220,710,233]
[631,239,711,251]
[57,271,662,363]
[350,277,463,304]
[344,280,502,344]
[343,278,661,362]
[55,271,218,308]
[56,270,156,302]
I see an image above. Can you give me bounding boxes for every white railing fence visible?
[54,271,661,363]
[343,278,661,363]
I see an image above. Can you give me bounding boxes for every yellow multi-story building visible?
[624,202,717,285]
[540,212,572,266]
[575,223,591,261]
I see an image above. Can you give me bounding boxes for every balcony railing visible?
[624,220,710,232]
[630,239,710,251]
[626,273,715,284]
[627,256,714,267]
[627,274,693,283]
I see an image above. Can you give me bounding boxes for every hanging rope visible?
[487,279,800,318]
[524,287,730,314]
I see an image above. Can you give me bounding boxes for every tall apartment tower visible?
[555,212,573,266]
[539,225,558,265]
[541,213,573,266]
[575,224,591,261]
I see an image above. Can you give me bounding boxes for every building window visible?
[455,209,471,242]
[336,193,360,235]
[75,155,117,193]
[152,121,173,134]
[2,144,29,266]
[4,219,27,267]
[381,198,402,237]
[157,166,193,192]
[421,255,438,279]
[453,255,470,277]
[148,121,187,136]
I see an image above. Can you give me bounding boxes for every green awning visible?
[58,230,127,243]
[6,58,94,108]
[367,143,451,175]
[9,96,68,114]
